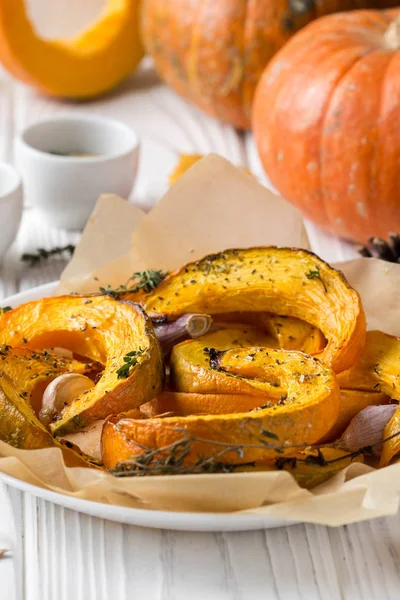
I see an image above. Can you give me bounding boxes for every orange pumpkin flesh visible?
[142,0,396,130]
[142,247,365,374]
[253,9,400,243]
[0,347,95,450]
[0,296,164,435]
[320,389,390,443]
[0,0,143,98]
[337,330,400,400]
[102,347,340,469]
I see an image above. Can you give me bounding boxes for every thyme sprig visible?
[21,244,75,267]
[305,265,327,293]
[110,429,400,477]
[99,269,168,300]
[116,348,145,379]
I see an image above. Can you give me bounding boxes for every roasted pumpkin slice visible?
[0,346,97,450]
[0,296,164,435]
[235,448,363,489]
[320,389,390,443]
[338,331,400,400]
[380,406,400,467]
[213,312,325,354]
[102,347,340,469]
[0,346,99,415]
[142,391,266,416]
[141,247,365,373]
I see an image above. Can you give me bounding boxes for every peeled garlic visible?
[339,404,398,452]
[39,373,95,427]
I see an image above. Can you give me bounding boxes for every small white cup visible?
[0,163,23,260]
[15,116,139,230]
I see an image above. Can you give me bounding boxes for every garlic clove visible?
[60,419,105,461]
[338,404,398,452]
[39,373,95,427]
[154,313,212,355]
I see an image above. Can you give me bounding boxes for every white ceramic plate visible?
[0,283,296,532]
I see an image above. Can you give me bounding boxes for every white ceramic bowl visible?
[0,163,23,260]
[15,116,139,230]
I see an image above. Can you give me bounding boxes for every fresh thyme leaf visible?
[99,284,128,299]
[130,269,169,294]
[305,265,327,293]
[116,348,145,379]
[0,306,12,314]
[21,245,75,267]
[99,269,168,300]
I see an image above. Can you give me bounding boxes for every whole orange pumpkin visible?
[253,9,400,243]
[142,0,397,130]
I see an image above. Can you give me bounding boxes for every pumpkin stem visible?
[154,314,213,355]
[384,17,400,51]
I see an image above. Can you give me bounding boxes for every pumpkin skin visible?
[0,0,143,99]
[253,9,400,243]
[141,247,366,374]
[142,0,397,130]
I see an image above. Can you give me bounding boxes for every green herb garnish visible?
[100,269,168,300]
[116,348,145,379]
[305,265,327,293]
[0,306,12,314]
[21,245,75,267]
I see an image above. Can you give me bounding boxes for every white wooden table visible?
[1,4,400,598]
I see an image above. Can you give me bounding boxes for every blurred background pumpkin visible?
[0,0,143,99]
[142,0,399,130]
[253,8,400,244]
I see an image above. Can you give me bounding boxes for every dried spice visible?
[21,244,75,267]
[359,234,400,263]
[110,429,400,477]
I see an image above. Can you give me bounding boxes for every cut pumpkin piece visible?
[213,312,325,354]
[380,406,400,467]
[320,389,390,443]
[0,0,143,98]
[0,296,164,435]
[102,347,340,469]
[236,448,363,489]
[0,346,96,451]
[141,391,268,417]
[338,331,400,400]
[142,247,365,373]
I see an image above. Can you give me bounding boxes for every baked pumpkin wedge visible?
[141,391,264,417]
[102,347,340,469]
[209,312,325,354]
[0,346,97,451]
[0,296,164,435]
[320,389,390,443]
[380,406,400,467]
[0,346,100,416]
[338,331,400,400]
[141,247,365,373]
